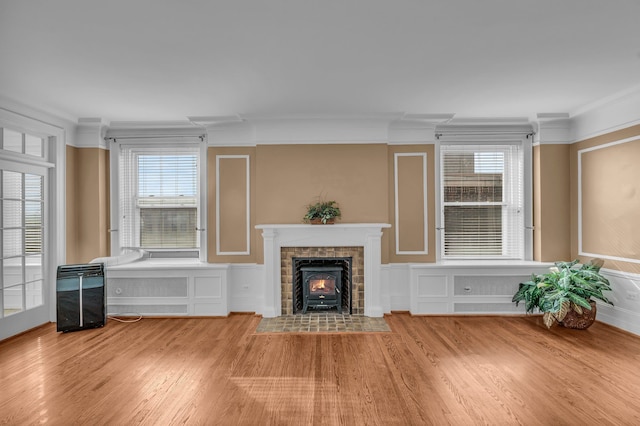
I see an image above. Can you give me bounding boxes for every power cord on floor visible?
[108,313,143,323]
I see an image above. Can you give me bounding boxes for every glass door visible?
[1,126,51,339]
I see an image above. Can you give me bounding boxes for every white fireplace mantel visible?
[256,223,391,317]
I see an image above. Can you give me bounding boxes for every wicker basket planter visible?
[559,300,597,330]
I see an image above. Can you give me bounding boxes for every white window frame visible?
[109,137,207,261]
[435,134,533,261]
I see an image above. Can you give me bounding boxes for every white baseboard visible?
[596,269,640,336]
[596,304,640,336]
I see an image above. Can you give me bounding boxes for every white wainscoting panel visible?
[105,260,229,316]
[596,269,640,336]
[384,264,410,312]
[409,262,552,315]
[228,264,264,313]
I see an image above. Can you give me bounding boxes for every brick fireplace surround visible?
[256,224,391,317]
[281,246,364,315]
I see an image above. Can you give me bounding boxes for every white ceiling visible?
[2,0,640,124]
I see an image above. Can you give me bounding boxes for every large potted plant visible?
[303,199,341,224]
[512,259,613,329]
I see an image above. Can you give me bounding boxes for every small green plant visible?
[303,199,341,224]
[512,259,613,329]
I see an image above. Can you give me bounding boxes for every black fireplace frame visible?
[292,257,353,315]
[301,265,342,314]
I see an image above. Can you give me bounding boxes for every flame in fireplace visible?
[310,279,333,294]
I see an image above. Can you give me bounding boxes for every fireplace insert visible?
[301,265,342,314]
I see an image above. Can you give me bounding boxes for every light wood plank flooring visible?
[1,313,640,425]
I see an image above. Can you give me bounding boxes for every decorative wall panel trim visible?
[216,155,250,255]
[578,135,640,264]
[394,152,428,255]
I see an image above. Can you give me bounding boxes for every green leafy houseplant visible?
[512,259,613,329]
[303,200,341,224]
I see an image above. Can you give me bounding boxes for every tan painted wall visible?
[210,143,441,264]
[387,145,435,263]
[65,146,79,263]
[65,146,110,264]
[254,144,391,263]
[533,144,571,262]
[570,124,640,273]
[211,144,391,264]
[254,144,389,222]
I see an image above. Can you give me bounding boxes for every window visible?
[440,143,524,259]
[117,144,201,256]
[1,128,46,318]
[1,128,44,158]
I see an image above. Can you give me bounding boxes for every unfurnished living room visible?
[2,1,640,424]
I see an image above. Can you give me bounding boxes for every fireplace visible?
[256,223,391,317]
[293,257,351,314]
[301,266,342,313]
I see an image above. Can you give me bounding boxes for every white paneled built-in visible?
[409,262,552,315]
[105,260,229,316]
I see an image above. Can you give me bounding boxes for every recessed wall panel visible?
[579,137,640,264]
[195,276,222,298]
[217,155,250,255]
[395,153,427,254]
[416,274,447,297]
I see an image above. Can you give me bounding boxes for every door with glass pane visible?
[1,158,49,338]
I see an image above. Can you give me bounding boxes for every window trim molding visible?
[109,137,207,261]
[435,135,533,261]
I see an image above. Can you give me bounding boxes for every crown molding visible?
[237,113,404,145]
[536,112,570,121]
[533,113,571,145]
[570,84,640,118]
[187,115,243,128]
[570,86,640,142]
[251,118,391,145]
[75,117,110,149]
[0,94,77,127]
[108,120,197,130]
[444,116,531,126]
[387,113,454,144]
[239,112,404,122]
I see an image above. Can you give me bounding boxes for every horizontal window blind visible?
[138,154,197,198]
[25,174,43,254]
[1,165,45,317]
[441,144,523,259]
[119,145,199,250]
[140,208,197,248]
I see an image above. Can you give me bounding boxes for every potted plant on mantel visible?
[512,258,613,329]
[303,199,341,224]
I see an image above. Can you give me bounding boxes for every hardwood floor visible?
[1,313,640,425]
